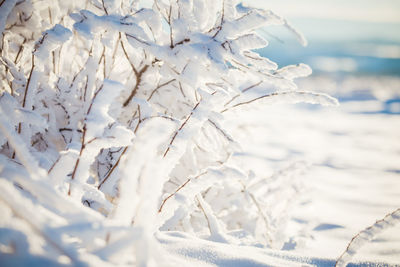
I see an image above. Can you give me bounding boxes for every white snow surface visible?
[150,74,400,267]
[0,0,399,265]
[1,74,399,266]
[222,74,400,266]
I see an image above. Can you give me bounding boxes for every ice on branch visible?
[0,0,18,36]
[34,24,72,61]
[0,0,342,265]
[335,208,400,267]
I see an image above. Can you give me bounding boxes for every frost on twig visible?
[68,80,134,198]
[222,90,339,113]
[0,0,17,37]
[335,208,400,267]
[0,0,340,265]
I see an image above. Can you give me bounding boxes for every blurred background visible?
[245,0,400,114]
[229,1,400,263]
[246,0,400,75]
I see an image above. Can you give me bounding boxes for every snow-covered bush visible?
[0,0,338,265]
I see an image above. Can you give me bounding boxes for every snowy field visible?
[224,74,400,265]
[155,72,400,266]
[155,74,400,266]
[1,0,400,266]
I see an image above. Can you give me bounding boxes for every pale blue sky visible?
[244,0,400,23]
[243,0,400,43]
[248,0,400,74]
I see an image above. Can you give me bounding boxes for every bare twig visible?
[196,194,212,234]
[178,82,186,98]
[158,171,207,212]
[68,85,104,195]
[174,38,190,47]
[98,146,129,190]
[21,54,35,109]
[335,208,400,267]
[168,4,173,48]
[101,0,109,15]
[146,78,175,101]
[240,181,274,247]
[68,126,86,195]
[120,34,149,107]
[211,0,225,38]
[223,81,263,107]
[98,112,177,191]
[163,101,200,158]
[123,65,148,107]
[125,33,150,46]
[102,45,107,78]
[17,54,35,137]
[120,33,138,74]
[242,80,263,93]
[134,105,141,133]
[48,156,61,174]
[221,91,326,113]
[207,119,234,142]
[14,37,25,65]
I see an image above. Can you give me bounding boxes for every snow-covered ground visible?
[148,74,400,266]
[1,1,399,266]
[223,74,400,265]
[153,74,400,266]
[221,2,400,264]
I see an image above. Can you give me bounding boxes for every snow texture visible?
[1,0,397,266]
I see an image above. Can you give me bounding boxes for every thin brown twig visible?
[242,80,263,93]
[120,33,138,75]
[240,181,274,247]
[174,38,190,46]
[48,155,61,174]
[168,4,173,48]
[223,81,263,107]
[68,126,86,196]
[207,119,234,142]
[17,54,35,136]
[163,101,200,158]
[158,171,207,212]
[14,37,25,64]
[335,208,400,267]
[134,105,141,133]
[68,85,104,195]
[98,146,128,190]
[147,79,175,101]
[102,0,109,15]
[221,91,320,113]
[178,82,186,98]
[120,33,149,107]
[211,0,225,38]
[21,54,35,109]
[98,111,177,190]
[123,65,148,107]
[196,194,212,235]
[125,33,150,46]
[102,45,106,78]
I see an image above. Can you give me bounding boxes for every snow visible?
[0,0,17,36]
[157,231,335,267]
[222,74,400,265]
[1,0,399,266]
[2,74,398,267]
[34,24,72,61]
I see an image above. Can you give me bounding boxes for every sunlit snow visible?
[0,0,399,266]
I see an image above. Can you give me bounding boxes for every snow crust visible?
[0,0,398,266]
